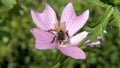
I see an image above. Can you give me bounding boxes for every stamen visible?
[61,22,66,29]
[54,23,59,29]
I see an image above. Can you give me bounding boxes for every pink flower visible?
[30,3,100,59]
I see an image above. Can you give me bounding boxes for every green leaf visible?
[1,0,17,9]
[112,8,120,29]
[88,6,113,41]
[90,0,108,7]
[109,7,120,35]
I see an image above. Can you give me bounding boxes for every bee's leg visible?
[66,31,69,38]
[48,29,56,32]
[49,31,55,35]
[47,29,55,32]
[45,29,56,43]
[46,29,56,35]
[50,36,56,43]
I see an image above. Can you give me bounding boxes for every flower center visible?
[48,22,70,47]
[52,27,70,47]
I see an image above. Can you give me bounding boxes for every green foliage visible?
[1,0,17,9]
[110,7,120,31]
[91,0,108,7]
[88,6,113,41]
[87,0,120,41]
[0,0,120,68]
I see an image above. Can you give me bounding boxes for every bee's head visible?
[54,22,66,33]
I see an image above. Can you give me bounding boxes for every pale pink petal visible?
[68,10,89,36]
[84,36,101,46]
[84,41,101,46]
[60,3,76,36]
[70,31,89,46]
[31,4,58,30]
[30,28,58,50]
[58,46,86,59]
[60,3,89,36]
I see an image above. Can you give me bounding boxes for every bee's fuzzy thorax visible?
[51,22,70,47]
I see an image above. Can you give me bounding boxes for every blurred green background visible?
[0,0,120,68]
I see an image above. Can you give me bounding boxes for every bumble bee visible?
[56,27,67,45]
[48,23,69,45]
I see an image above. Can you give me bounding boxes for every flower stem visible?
[78,37,89,47]
[51,50,60,66]
[51,51,70,68]
[59,56,70,67]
